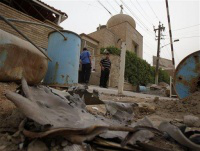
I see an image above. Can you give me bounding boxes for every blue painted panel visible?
[174,50,200,99]
[44,30,81,86]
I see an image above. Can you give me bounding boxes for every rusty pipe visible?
[5,18,67,41]
[0,15,51,61]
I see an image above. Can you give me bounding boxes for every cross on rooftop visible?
[120,5,123,14]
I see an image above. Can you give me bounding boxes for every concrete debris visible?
[4,78,164,150]
[150,84,162,90]
[91,106,99,111]
[158,82,169,89]
[125,117,155,146]
[27,140,48,151]
[104,100,137,122]
[138,102,156,113]
[159,121,200,151]
[68,86,104,105]
[1,78,199,150]
[63,144,85,151]
[184,115,200,127]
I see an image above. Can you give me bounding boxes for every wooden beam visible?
[12,0,29,15]
[29,1,46,21]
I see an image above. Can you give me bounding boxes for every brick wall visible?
[0,2,63,48]
[89,28,118,54]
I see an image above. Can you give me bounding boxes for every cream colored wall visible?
[108,23,127,42]
[89,55,120,88]
[88,28,117,53]
[107,22,143,58]
[125,23,143,58]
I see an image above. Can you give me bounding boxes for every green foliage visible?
[159,69,170,84]
[125,51,170,86]
[101,46,170,85]
[100,46,121,56]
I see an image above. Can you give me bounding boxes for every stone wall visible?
[0,2,63,48]
[89,54,120,88]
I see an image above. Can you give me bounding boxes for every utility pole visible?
[165,0,175,68]
[154,22,165,85]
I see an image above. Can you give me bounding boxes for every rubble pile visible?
[0,79,200,151]
[155,92,200,116]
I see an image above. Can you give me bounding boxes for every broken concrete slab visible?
[68,87,104,105]
[103,100,137,123]
[27,140,48,151]
[5,78,163,148]
[159,121,200,151]
[138,102,156,113]
[184,115,200,127]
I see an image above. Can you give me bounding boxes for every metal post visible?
[118,42,126,94]
[5,18,67,40]
[170,76,172,98]
[0,15,51,61]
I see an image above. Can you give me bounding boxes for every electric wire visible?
[120,0,154,35]
[165,36,200,39]
[135,0,152,21]
[173,24,200,31]
[114,0,155,39]
[146,0,160,21]
[97,0,112,16]
[106,0,118,14]
[129,0,154,26]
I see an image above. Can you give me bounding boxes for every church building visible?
[80,9,143,59]
[80,8,143,88]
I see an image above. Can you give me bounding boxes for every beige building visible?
[0,0,67,49]
[80,12,143,88]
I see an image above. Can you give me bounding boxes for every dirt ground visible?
[87,92,200,150]
[0,82,199,151]
[98,92,200,126]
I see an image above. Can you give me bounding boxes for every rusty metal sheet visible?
[174,50,200,99]
[0,29,48,84]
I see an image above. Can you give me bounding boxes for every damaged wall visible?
[0,2,63,48]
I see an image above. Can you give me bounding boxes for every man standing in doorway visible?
[100,52,111,88]
[80,48,92,84]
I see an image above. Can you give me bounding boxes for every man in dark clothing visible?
[80,48,92,84]
[100,52,111,88]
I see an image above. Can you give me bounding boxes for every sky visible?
[43,0,200,66]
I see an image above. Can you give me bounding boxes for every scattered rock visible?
[19,143,24,150]
[27,140,48,151]
[63,144,84,151]
[138,102,156,113]
[184,115,200,127]
[61,140,69,147]
[154,97,159,104]
[0,146,6,150]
